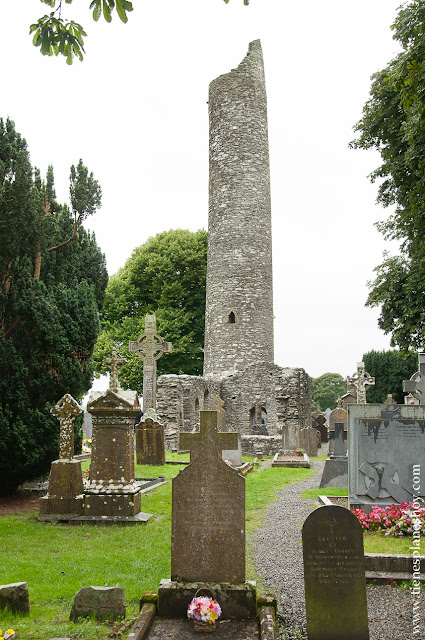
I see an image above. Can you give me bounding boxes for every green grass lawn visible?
[2,462,418,639]
[0,460,316,639]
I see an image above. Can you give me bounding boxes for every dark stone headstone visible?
[330,422,347,458]
[316,415,328,443]
[70,586,125,621]
[0,582,30,614]
[302,505,369,640]
[329,404,347,454]
[136,415,166,465]
[171,410,245,583]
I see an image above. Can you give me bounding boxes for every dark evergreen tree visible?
[0,118,107,495]
[362,349,418,404]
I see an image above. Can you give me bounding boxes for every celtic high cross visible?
[346,362,375,404]
[129,314,172,412]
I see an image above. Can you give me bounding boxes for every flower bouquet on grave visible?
[0,630,15,640]
[187,588,222,633]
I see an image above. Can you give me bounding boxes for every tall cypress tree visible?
[0,118,107,495]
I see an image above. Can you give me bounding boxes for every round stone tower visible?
[203,40,274,379]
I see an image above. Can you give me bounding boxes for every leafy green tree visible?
[351,0,425,351]
[0,118,107,495]
[30,0,248,64]
[362,349,418,404]
[93,229,207,394]
[312,373,346,411]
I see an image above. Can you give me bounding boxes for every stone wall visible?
[157,365,311,454]
[157,375,220,449]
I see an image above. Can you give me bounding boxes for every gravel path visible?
[252,457,424,639]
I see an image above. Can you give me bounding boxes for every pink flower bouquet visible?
[187,596,222,625]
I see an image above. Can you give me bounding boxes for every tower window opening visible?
[228,311,236,324]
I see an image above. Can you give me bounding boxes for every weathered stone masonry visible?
[157,41,311,453]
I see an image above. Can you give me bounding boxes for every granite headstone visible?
[303,505,369,640]
[348,403,425,509]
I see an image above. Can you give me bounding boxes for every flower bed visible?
[353,502,425,537]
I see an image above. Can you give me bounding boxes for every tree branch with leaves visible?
[30,0,250,64]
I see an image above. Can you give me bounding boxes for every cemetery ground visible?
[0,453,422,639]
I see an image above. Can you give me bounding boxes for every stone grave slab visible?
[300,426,318,457]
[136,415,166,465]
[348,403,425,509]
[303,505,369,640]
[172,410,245,583]
[328,401,347,454]
[70,586,125,621]
[320,422,348,489]
[0,582,30,614]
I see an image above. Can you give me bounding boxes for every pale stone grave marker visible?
[346,361,375,404]
[303,505,369,640]
[172,410,244,583]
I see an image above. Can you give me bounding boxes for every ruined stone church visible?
[157,40,311,454]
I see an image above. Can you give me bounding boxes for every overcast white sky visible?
[2,0,405,380]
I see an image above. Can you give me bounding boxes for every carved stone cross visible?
[129,314,172,412]
[403,352,425,404]
[51,393,83,460]
[346,362,375,404]
[180,410,238,463]
[103,350,126,392]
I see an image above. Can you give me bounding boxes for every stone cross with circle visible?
[346,362,375,404]
[129,314,172,412]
